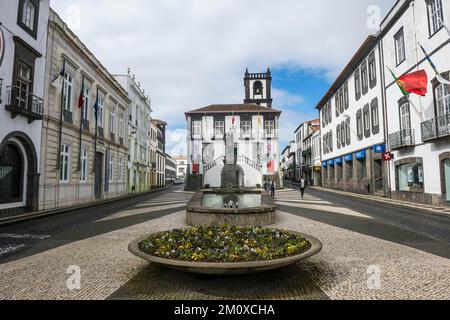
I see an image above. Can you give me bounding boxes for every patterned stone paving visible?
[0,187,449,300]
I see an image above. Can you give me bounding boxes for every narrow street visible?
[0,186,448,300]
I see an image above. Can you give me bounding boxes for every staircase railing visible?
[237,156,262,171]
[204,156,225,172]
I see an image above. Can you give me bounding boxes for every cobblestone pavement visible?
[0,187,449,300]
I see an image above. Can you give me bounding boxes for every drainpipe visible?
[378,34,391,198]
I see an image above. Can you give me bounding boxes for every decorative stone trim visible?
[394,157,423,167]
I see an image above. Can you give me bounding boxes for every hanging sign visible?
[344,154,353,162]
[373,144,386,154]
[355,150,366,160]
[0,27,5,67]
[382,152,394,161]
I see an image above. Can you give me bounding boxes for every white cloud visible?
[50,0,393,149]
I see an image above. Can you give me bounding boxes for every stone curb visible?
[308,186,450,219]
[0,186,172,228]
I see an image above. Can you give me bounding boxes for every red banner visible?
[192,164,199,174]
[267,161,274,174]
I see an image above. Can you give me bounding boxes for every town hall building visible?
[185,69,282,190]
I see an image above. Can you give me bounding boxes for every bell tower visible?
[244,68,273,108]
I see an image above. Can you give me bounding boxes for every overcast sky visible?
[50,0,394,155]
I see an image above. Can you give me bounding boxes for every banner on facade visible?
[267,161,274,174]
[0,27,5,67]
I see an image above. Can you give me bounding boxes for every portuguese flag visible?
[389,68,428,97]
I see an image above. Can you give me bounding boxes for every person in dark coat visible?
[270,179,276,198]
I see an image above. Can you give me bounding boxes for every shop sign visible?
[355,150,366,160]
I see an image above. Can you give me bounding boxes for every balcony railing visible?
[204,156,225,172]
[421,114,450,142]
[5,86,43,123]
[237,155,262,171]
[389,129,415,150]
[302,147,312,158]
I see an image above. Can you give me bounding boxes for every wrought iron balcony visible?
[388,129,415,150]
[5,86,43,123]
[421,114,450,142]
[302,147,312,158]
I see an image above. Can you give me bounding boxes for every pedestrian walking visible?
[270,179,276,199]
[299,176,306,200]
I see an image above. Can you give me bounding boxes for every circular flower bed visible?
[138,226,312,263]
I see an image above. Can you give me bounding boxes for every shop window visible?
[397,163,424,192]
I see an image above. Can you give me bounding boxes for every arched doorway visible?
[0,132,39,213]
[0,143,23,204]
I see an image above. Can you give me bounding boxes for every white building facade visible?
[174,156,187,179]
[317,35,387,195]
[381,0,450,206]
[114,70,152,193]
[0,0,50,214]
[186,70,281,189]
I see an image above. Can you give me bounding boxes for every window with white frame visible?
[63,72,73,111]
[82,84,90,121]
[119,113,124,138]
[241,121,252,135]
[98,96,104,128]
[108,153,114,182]
[394,28,406,65]
[110,107,116,134]
[427,0,444,36]
[192,121,202,136]
[400,101,411,131]
[372,103,379,127]
[60,144,70,183]
[22,0,35,30]
[436,83,450,116]
[364,109,370,132]
[265,120,275,135]
[215,121,225,136]
[80,149,88,182]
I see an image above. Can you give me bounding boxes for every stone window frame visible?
[17,0,40,39]
[11,37,41,103]
[394,157,424,193]
[356,108,363,141]
[361,60,369,95]
[371,98,380,135]
[343,82,349,110]
[354,68,361,101]
[363,104,371,138]
[368,51,377,89]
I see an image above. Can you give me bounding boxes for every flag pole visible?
[56,58,66,171]
[77,75,85,171]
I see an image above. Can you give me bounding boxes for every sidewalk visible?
[0,186,171,228]
[283,181,450,217]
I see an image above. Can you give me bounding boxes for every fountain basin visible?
[128,231,322,275]
[186,190,276,227]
